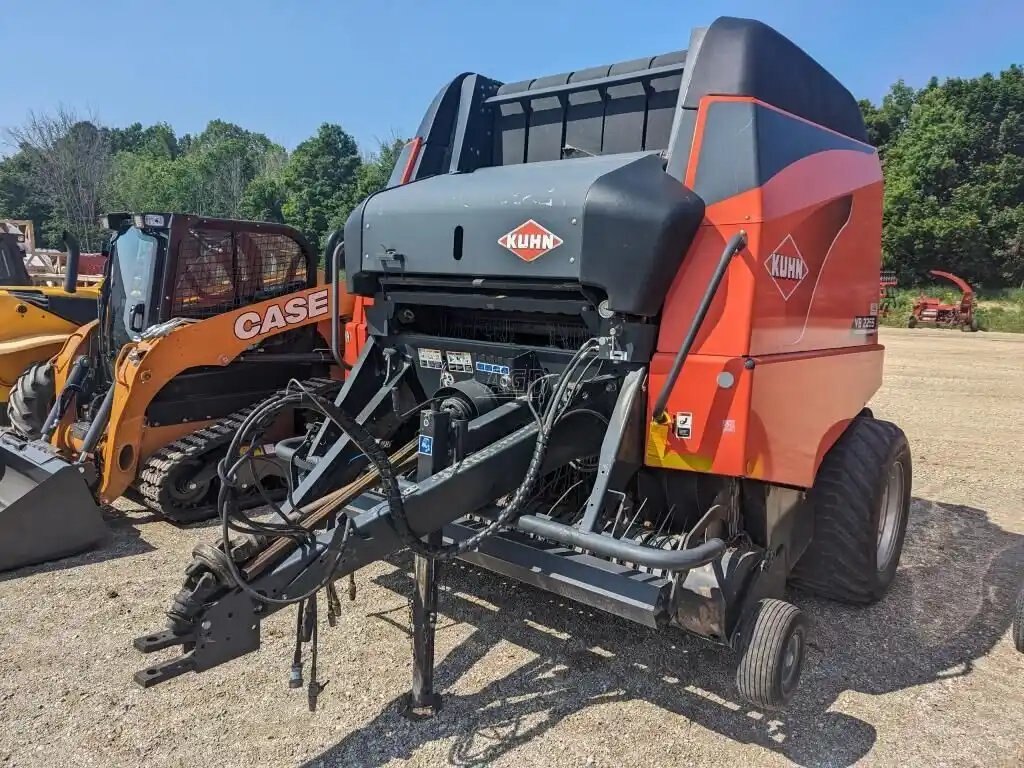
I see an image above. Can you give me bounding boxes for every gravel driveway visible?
[1,327,1022,767]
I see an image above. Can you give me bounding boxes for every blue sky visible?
[5,0,1022,154]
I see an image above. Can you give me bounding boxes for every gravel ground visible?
[1,327,1022,768]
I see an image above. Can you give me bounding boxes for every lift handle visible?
[651,230,747,424]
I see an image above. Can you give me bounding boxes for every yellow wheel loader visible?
[1,231,100,423]
[0,212,354,572]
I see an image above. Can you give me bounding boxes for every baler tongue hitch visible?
[134,339,732,709]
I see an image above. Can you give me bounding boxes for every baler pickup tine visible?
[133,653,196,688]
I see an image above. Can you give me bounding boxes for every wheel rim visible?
[780,629,804,695]
[877,460,905,573]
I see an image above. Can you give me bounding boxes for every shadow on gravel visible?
[305,497,1024,768]
[0,505,155,582]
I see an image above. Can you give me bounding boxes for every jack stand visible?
[404,530,442,719]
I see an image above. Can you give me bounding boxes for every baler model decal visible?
[498,219,564,262]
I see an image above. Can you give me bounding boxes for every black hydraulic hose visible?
[216,385,401,606]
[61,231,81,295]
[514,514,726,571]
[651,230,748,423]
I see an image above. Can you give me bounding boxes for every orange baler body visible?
[646,96,885,488]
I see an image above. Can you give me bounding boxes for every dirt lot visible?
[1,327,1022,768]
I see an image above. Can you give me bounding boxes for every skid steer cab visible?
[0,213,356,573]
[136,16,912,714]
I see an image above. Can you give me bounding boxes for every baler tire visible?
[6,362,56,440]
[735,599,806,710]
[907,315,918,328]
[1013,583,1024,653]
[791,415,912,605]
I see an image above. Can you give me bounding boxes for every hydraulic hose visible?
[216,382,405,606]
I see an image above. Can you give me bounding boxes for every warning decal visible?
[674,412,693,440]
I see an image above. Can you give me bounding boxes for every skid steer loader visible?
[135,17,912,712]
[0,212,354,572]
[1,231,100,421]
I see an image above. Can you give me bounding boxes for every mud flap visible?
[0,433,107,573]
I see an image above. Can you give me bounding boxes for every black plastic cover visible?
[683,17,867,142]
[580,154,704,316]
[345,153,704,317]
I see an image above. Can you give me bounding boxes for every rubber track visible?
[735,599,802,710]
[132,378,338,524]
[790,417,905,604]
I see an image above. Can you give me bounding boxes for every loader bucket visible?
[0,432,107,573]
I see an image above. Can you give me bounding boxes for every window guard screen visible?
[170,229,308,319]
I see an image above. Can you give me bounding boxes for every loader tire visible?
[7,362,55,440]
[790,416,912,605]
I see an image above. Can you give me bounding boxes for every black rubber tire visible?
[907,315,918,328]
[735,599,807,710]
[6,362,56,440]
[1013,583,1024,653]
[791,416,912,604]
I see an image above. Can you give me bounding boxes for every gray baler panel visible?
[346,153,704,317]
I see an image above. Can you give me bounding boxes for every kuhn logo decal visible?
[498,219,563,262]
[764,235,808,300]
[233,288,330,340]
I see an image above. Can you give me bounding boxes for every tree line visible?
[862,65,1023,287]
[1,63,1021,285]
[0,110,402,254]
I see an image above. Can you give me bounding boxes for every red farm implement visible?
[909,270,978,332]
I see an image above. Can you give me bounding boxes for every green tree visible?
[0,150,55,246]
[281,123,361,248]
[865,66,1024,286]
[349,138,405,208]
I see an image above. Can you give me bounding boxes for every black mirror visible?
[129,302,146,332]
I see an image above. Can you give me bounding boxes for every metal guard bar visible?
[515,514,726,571]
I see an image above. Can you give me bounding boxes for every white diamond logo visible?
[764,234,808,300]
